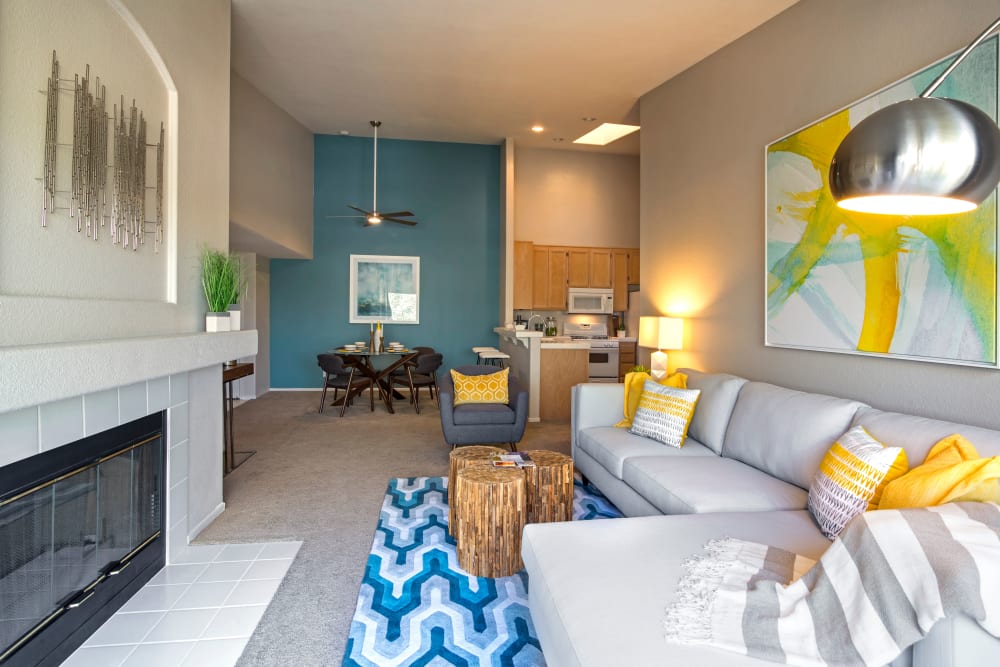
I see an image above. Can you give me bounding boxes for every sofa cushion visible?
[622,456,808,514]
[521,511,831,667]
[722,382,866,489]
[450,367,508,405]
[577,426,715,480]
[678,368,748,455]
[851,407,1000,462]
[628,382,700,448]
[452,403,516,425]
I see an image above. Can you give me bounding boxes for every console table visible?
[223,362,255,474]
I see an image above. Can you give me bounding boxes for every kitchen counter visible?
[493,327,587,422]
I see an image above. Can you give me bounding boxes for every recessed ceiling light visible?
[339,130,350,135]
[531,125,545,133]
[573,123,640,146]
[581,116,597,122]
[552,137,564,142]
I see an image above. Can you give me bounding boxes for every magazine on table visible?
[490,452,535,468]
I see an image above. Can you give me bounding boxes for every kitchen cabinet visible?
[513,241,534,310]
[539,348,589,421]
[567,249,590,288]
[532,246,569,310]
[589,249,613,288]
[628,249,640,284]
[618,340,636,381]
[612,248,639,311]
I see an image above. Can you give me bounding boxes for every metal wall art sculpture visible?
[41,51,164,252]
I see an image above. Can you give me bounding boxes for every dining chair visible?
[389,352,443,414]
[316,353,373,416]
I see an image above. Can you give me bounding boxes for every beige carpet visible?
[195,389,570,666]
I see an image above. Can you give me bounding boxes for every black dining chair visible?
[316,353,373,417]
[389,352,443,414]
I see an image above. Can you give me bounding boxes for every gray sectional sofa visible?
[521,369,1000,667]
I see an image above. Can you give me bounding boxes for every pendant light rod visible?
[370,120,380,212]
[921,16,1000,98]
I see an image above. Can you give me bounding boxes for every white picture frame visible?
[349,254,420,324]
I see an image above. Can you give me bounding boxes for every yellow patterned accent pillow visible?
[615,371,687,429]
[451,368,509,406]
[628,380,700,448]
[808,426,908,539]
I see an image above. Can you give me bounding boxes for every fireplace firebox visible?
[0,412,165,666]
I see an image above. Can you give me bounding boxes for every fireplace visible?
[0,412,165,667]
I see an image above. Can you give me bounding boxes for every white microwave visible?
[567,288,614,314]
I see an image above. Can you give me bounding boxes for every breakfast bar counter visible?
[493,327,590,422]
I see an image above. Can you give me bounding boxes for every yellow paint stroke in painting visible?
[768,107,997,357]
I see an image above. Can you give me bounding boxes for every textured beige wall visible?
[230,71,314,260]
[639,0,1000,428]
[515,147,638,247]
[0,0,231,345]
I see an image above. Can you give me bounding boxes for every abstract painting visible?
[766,38,998,367]
[349,254,420,324]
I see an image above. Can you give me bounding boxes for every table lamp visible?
[638,316,683,380]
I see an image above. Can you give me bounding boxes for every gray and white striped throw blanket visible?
[665,502,1000,666]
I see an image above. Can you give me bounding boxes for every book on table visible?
[490,452,535,468]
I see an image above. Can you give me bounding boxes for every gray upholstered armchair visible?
[438,365,529,449]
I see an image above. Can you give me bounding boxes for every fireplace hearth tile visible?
[257,541,302,560]
[224,578,282,607]
[169,373,188,407]
[83,388,119,436]
[173,581,238,610]
[180,637,247,666]
[242,558,292,581]
[147,376,170,413]
[119,382,148,424]
[122,641,196,667]
[195,561,251,583]
[215,543,265,562]
[147,563,209,586]
[120,583,190,613]
[143,608,218,642]
[170,544,224,565]
[200,604,266,640]
[169,402,188,446]
[60,643,136,666]
[84,609,164,646]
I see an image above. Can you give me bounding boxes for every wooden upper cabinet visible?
[513,241,534,310]
[548,249,569,310]
[566,249,590,288]
[589,249,613,288]
[532,247,550,310]
[628,249,640,284]
[612,250,629,312]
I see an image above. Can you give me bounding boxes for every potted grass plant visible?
[201,248,242,332]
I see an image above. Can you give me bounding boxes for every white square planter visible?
[206,312,231,332]
[228,305,242,331]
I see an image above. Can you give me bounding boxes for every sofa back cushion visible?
[677,368,747,455]
[850,407,1000,462]
[722,382,867,489]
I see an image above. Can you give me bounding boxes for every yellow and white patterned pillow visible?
[628,380,700,448]
[808,425,909,539]
[451,368,509,406]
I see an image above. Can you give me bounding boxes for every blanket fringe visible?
[664,538,742,644]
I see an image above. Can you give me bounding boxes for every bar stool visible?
[479,350,510,367]
[472,346,497,364]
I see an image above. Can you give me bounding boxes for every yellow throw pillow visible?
[627,380,700,448]
[615,371,687,428]
[451,368,509,406]
[807,426,908,539]
[878,434,1000,510]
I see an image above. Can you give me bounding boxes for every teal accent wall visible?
[270,135,500,388]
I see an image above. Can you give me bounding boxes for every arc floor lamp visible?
[830,16,1000,216]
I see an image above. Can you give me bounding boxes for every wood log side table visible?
[455,466,526,578]
[522,450,575,524]
[447,445,506,536]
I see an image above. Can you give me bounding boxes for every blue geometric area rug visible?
[342,475,623,666]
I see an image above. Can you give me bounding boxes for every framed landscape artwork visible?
[766,37,999,367]
[349,254,420,324]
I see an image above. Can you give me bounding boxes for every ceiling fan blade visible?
[378,211,415,218]
[325,214,365,218]
[347,205,373,216]
[384,216,418,226]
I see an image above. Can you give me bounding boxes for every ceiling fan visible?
[326,120,418,227]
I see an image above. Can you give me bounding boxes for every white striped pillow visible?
[628,381,701,448]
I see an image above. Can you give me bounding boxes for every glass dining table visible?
[329,347,419,414]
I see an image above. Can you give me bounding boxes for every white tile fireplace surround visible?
[0,330,257,561]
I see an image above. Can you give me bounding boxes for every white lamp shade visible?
[638,316,683,350]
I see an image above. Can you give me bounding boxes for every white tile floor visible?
[61,541,302,667]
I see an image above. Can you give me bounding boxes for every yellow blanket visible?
[878,434,1000,509]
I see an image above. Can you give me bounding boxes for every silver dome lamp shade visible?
[829,16,1000,216]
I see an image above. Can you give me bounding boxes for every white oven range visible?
[564,321,619,382]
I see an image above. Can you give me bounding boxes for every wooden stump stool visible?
[522,450,575,524]
[448,445,505,536]
[455,466,526,578]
